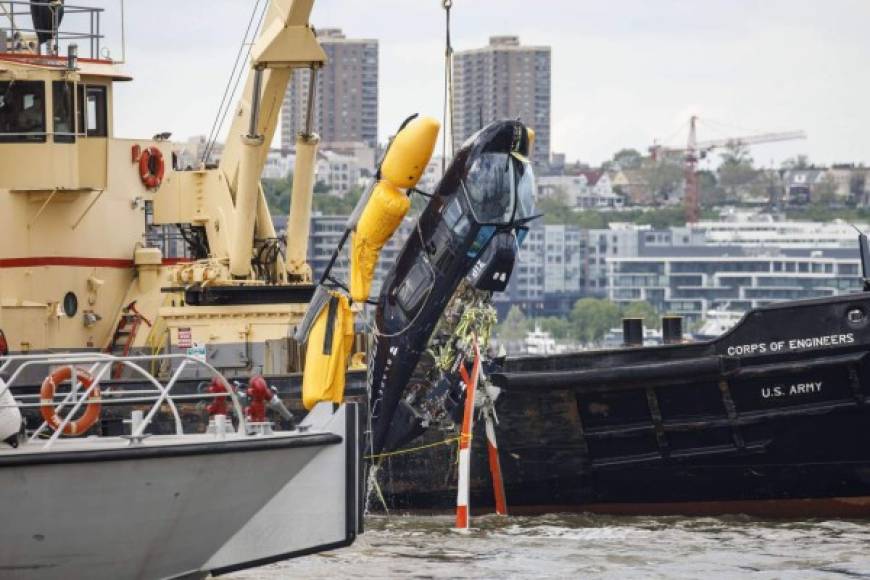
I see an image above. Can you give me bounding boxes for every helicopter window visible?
[516,227,529,248]
[514,155,536,220]
[464,153,537,224]
[0,81,46,143]
[396,261,434,315]
[76,85,107,137]
[52,81,75,143]
[464,153,514,224]
[443,198,471,238]
[467,225,496,258]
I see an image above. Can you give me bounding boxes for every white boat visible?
[694,308,745,341]
[524,326,560,355]
[0,353,363,579]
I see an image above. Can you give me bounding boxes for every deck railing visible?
[0,1,105,59]
[0,353,248,449]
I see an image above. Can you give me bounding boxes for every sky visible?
[81,0,870,169]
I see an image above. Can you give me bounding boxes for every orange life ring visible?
[40,367,102,436]
[139,146,165,189]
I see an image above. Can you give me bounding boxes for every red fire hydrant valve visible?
[205,377,230,416]
[246,375,271,423]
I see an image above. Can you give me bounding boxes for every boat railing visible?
[0,1,105,59]
[0,352,248,449]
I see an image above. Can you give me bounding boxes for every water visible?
[228,513,870,579]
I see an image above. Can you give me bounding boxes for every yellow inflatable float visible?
[350,116,440,302]
[301,115,440,410]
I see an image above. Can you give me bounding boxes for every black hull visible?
[376,293,870,517]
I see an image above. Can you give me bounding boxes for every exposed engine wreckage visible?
[296,116,538,458]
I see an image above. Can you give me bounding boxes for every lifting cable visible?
[201,0,267,165]
[441,0,455,175]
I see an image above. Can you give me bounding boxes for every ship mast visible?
[219,0,325,281]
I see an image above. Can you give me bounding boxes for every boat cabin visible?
[0,3,129,191]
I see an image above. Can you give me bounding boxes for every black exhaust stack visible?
[623,318,643,347]
[662,316,683,344]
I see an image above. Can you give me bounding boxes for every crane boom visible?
[652,116,807,223]
[696,130,807,151]
[220,0,327,279]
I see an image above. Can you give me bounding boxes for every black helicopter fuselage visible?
[369,120,536,454]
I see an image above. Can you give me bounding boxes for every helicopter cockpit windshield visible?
[463,152,536,225]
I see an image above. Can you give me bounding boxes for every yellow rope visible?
[365,434,470,460]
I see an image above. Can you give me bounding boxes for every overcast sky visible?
[84,0,869,169]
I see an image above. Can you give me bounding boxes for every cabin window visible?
[0,81,46,143]
[76,85,107,137]
[396,261,434,315]
[52,81,75,143]
[443,197,470,238]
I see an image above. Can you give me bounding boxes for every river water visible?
[228,513,870,578]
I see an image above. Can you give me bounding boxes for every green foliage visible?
[494,299,669,345]
[781,154,811,170]
[262,173,293,216]
[537,316,573,339]
[570,298,622,343]
[612,148,643,170]
[813,174,839,204]
[262,176,365,217]
[537,196,704,229]
[718,142,757,199]
[497,306,530,341]
[646,161,684,202]
[786,205,870,222]
[621,300,661,330]
[697,169,725,206]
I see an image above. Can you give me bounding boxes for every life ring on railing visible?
[138,146,165,189]
[40,367,102,436]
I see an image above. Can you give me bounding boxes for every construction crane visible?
[650,116,806,222]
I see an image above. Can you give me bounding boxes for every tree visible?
[497,306,530,341]
[697,169,725,207]
[646,161,684,204]
[570,298,621,343]
[612,148,643,170]
[781,154,811,170]
[718,142,757,200]
[620,301,661,330]
[263,174,293,215]
[538,317,573,340]
[813,173,839,205]
[850,172,867,205]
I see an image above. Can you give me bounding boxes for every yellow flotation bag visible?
[349,116,440,302]
[351,181,409,302]
[380,116,441,189]
[302,291,355,410]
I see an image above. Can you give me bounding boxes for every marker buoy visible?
[456,339,481,529]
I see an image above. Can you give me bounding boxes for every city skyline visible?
[281,28,378,150]
[88,0,870,168]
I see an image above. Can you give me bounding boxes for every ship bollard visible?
[662,316,684,344]
[623,318,644,347]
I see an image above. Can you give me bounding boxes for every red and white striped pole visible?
[455,338,480,529]
[484,407,507,516]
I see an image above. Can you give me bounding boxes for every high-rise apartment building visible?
[281,29,378,151]
[453,36,551,168]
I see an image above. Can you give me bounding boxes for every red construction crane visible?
[650,116,806,222]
